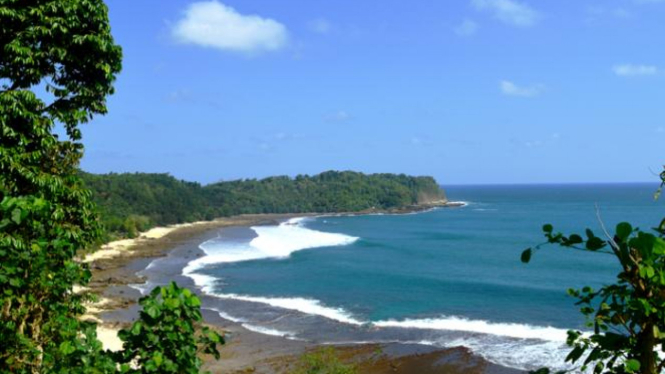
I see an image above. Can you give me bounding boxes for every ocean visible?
[176,183,663,371]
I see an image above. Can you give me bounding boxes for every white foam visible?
[212,309,246,323]
[251,217,358,255]
[241,323,296,338]
[183,217,358,293]
[440,336,573,371]
[211,294,364,325]
[128,282,152,295]
[374,316,568,342]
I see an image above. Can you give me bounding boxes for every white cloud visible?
[172,1,288,53]
[613,64,659,77]
[472,0,540,27]
[500,80,544,97]
[308,18,332,34]
[454,19,479,36]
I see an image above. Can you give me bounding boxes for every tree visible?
[522,168,665,374]
[0,1,223,373]
[1,0,122,371]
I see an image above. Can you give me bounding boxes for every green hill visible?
[80,170,447,239]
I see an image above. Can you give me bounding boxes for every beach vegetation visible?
[290,347,357,374]
[522,168,665,374]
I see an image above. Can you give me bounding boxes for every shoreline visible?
[80,206,521,373]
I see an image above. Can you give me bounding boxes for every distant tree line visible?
[79,170,446,239]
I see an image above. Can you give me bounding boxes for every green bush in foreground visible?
[115,282,224,374]
[523,168,665,374]
[291,347,357,374]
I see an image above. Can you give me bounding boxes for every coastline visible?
[79,206,519,373]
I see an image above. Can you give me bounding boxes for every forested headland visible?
[80,170,447,239]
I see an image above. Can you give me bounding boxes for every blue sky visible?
[82,0,665,185]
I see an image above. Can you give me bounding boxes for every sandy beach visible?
[79,213,522,374]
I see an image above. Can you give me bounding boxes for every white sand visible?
[79,220,215,353]
[82,238,138,263]
[97,326,124,352]
[73,285,89,294]
[82,221,210,263]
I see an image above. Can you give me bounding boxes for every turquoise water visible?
[183,183,664,370]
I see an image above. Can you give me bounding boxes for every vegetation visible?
[290,347,357,374]
[522,168,665,374]
[0,1,222,373]
[114,282,223,374]
[80,170,446,239]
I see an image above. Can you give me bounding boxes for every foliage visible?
[522,168,665,374]
[114,282,224,374]
[0,0,121,371]
[290,347,357,374]
[80,170,447,239]
[0,1,223,373]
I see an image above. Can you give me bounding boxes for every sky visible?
[81,0,665,185]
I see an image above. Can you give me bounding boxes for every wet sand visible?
[80,213,523,374]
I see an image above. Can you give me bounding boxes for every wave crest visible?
[374,316,568,342]
[183,217,359,292]
[213,293,363,325]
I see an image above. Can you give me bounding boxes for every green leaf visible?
[543,224,553,233]
[164,298,181,309]
[568,234,583,245]
[11,208,22,224]
[566,345,585,363]
[616,222,632,241]
[521,248,532,263]
[586,237,606,251]
[130,322,142,336]
[208,330,222,343]
[625,359,640,373]
[658,217,665,233]
[153,351,163,367]
[187,295,201,307]
[145,305,160,319]
[653,237,665,255]
[646,266,655,279]
[59,341,75,355]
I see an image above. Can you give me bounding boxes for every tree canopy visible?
[1,0,122,370]
[80,170,447,239]
[0,1,222,372]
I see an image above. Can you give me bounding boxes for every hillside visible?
[80,170,447,239]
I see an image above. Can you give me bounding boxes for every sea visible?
[162,183,662,371]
